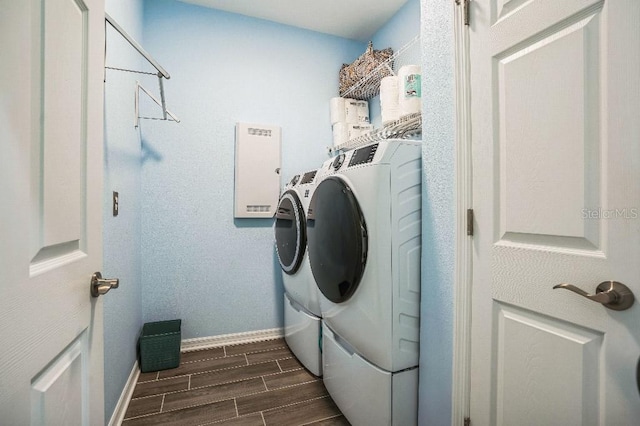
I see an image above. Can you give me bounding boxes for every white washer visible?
[307,139,422,425]
[275,170,322,376]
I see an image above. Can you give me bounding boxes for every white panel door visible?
[469,0,640,424]
[0,0,106,423]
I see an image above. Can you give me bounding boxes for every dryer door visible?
[307,176,367,303]
[275,190,306,275]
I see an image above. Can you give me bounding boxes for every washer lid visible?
[275,190,306,275]
[307,176,368,303]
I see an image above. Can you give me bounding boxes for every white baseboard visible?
[108,361,140,426]
[181,327,284,352]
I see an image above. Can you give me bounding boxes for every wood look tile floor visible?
[123,338,350,426]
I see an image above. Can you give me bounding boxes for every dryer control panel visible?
[300,170,317,184]
[348,143,379,167]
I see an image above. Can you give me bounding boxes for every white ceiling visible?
[179,0,409,42]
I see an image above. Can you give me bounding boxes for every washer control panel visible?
[348,143,379,167]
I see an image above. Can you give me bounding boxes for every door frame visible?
[452,1,473,424]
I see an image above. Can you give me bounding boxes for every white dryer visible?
[275,170,322,376]
[307,139,422,425]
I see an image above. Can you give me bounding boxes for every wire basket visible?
[340,35,421,101]
[339,42,394,100]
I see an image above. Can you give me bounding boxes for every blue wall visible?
[370,0,422,127]
[139,0,365,339]
[418,0,456,424]
[101,1,457,423]
[103,0,144,421]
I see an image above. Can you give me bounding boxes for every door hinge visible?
[112,191,119,217]
[464,417,471,426]
[467,208,474,236]
[455,0,470,26]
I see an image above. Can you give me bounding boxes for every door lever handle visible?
[91,272,119,297]
[553,281,634,311]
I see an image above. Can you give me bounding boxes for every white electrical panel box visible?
[234,122,281,218]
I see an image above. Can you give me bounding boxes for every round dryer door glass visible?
[307,176,367,303]
[275,191,306,275]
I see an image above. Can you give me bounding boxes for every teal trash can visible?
[139,319,181,373]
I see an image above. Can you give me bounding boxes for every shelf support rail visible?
[105,13,170,79]
[135,82,180,128]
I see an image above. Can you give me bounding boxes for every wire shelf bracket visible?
[105,13,179,127]
[328,112,422,155]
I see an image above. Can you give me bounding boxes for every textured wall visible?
[139,0,365,339]
[103,0,144,421]
[372,0,421,50]
[101,2,455,422]
[419,0,456,424]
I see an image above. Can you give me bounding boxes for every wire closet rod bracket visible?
[105,13,170,79]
